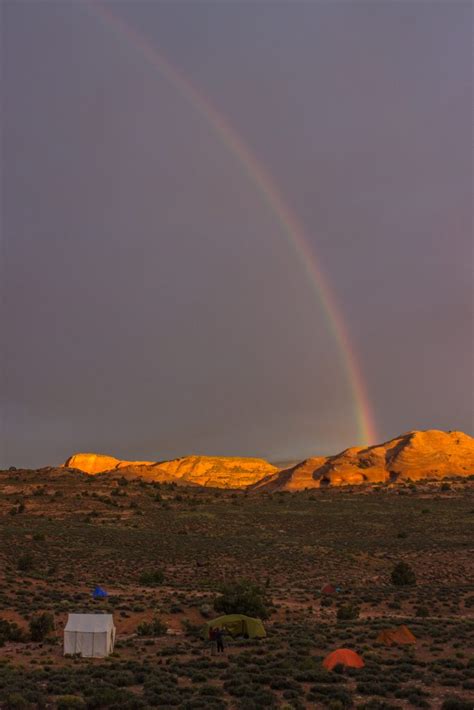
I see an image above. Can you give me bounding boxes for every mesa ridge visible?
[62,430,474,490]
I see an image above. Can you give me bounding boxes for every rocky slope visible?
[64,430,473,491]
[65,453,155,475]
[64,454,277,489]
[250,430,474,491]
[152,456,277,488]
[251,456,327,492]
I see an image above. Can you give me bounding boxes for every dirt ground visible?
[0,466,472,709]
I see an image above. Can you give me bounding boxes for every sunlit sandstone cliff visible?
[64,453,155,475]
[64,454,277,489]
[64,431,474,491]
[250,430,474,491]
[153,456,278,488]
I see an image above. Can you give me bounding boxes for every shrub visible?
[0,618,24,645]
[391,561,416,586]
[337,603,359,621]
[441,698,472,710]
[214,579,271,619]
[4,694,31,710]
[17,553,35,572]
[464,595,474,608]
[56,697,86,709]
[29,612,54,641]
[136,617,167,637]
[181,619,202,639]
[86,688,144,708]
[139,569,165,586]
[308,686,353,708]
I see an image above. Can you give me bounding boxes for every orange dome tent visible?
[376,625,416,646]
[323,648,365,671]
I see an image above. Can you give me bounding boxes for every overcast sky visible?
[2,0,472,468]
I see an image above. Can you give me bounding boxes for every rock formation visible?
[250,430,474,491]
[153,456,277,488]
[64,454,277,489]
[65,453,155,475]
[64,430,474,491]
[250,456,327,492]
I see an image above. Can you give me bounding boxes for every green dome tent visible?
[202,614,266,640]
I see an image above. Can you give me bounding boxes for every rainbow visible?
[85,1,377,445]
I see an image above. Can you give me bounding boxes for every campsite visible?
[0,466,473,708]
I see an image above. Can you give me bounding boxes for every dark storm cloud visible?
[1,1,472,468]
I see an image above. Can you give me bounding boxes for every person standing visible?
[209,626,217,656]
[215,627,225,653]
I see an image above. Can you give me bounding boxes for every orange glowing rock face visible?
[64,453,155,475]
[249,456,327,492]
[64,430,474,491]
[153,456,278,488]
[251,430,474,491]
[64,454,277,489]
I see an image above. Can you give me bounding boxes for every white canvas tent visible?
[64,613,115,657]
